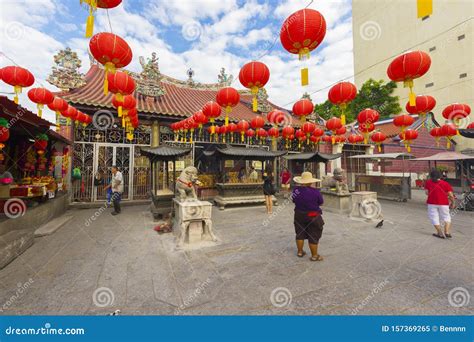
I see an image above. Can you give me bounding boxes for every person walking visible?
[292,171,324,261]
[425,168,455,238]
[262,165,275,214]
[105,165,123,215]
[281,167,291,192]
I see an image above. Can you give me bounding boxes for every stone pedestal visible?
[320,190,351,215]
[214,183,277,210]
[173,199,217,247]
[350,191,382,221]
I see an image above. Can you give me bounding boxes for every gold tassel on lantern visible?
[13,85,22,104]
[299,47,310,86]
[403,79,416,106]
[103,62,116,95]
[417,0,433,18]
[446,137,451,149]
[225,107,231,126]
[251,86,259,112]
[85,0,97,38]
[340,103,347,125]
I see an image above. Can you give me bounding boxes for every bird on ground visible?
[375,220,384,228]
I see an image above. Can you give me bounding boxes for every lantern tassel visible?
[340,103,347,125]
[13,85,21,104]
[251,86,259,112]
[241,132,244,143]
[118,106,122,117]
[301,68,309,86]
[37,104,43,118]
[85,12,94,38]
[404,79,416,106]
[378,144,382,152]
[103,62,116,95]
[447,137,451,149]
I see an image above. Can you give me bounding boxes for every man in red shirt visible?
[424,169,455,238]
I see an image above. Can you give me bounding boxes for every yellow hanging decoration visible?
[13,85,22,104]
[403,79,416,106]
[417,0,433,18]
[103,62,116,95]
[251,86,259,112]
[301,68,309,86]
[340,103,347,126]
[84,0,97,38]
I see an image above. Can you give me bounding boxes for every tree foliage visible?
[314,79,402,123]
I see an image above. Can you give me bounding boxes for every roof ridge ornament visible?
[135,52,165,98]
[47,48,86,91]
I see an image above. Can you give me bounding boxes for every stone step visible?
[34,214,73,237]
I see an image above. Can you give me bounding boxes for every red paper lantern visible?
[335,135,346,144]
[27,88,54,118]
[326,117,342,144]
[112,93,136,126]
[202,101,222,134]
[61,105,78,124]
[357,108,380,125]
[393,114,415,133]
[387,51,431,106]
[292,99,314,123]
[429,127,443,147]
[268,127,279,142]
[282,126,295,148]
[108,71,135,103]
[239,61,270,111]
[250,116,265,131]
[328,82,357,124]
[302,121,316,143]
[295,129,305,148]
[442,103,471,127]
[312,127,324,138]
[83,0,122,37]
[440,123,457,149]
[1,66,35,104]
[335,126,346,135]
[405,95,436,126]
[348,134,364,144]
[322,135,332,144]
[89,32,133,94]
[47,97,69,130]
[192,110,208,130]
[216,87,240,126]
[399,129,418,152]
[237,120,250,142]
[280,8,326,86]
[245,129,255,141]
[371,132,386,152]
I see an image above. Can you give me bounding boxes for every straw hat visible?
[293,171,321,184]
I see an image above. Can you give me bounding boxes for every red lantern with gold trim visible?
[359,123,375,144]
[440,123,457,149]
[325,117,342,144]
[399,129,418,152]
[48,97,69,131]
[202,101,222,134]
[295,129,305,149]
[429,127,443,147]
[216,87,240,126]
[268,127,279,143]
[282,126,295,148]
[239,61,270,112]
[292,99,314,123]
[60,105,78,125]
[250,116,265,131]
[328,82,357,125]
[1,66,35,104]
[302,121,316,143]
[27,88,54,118]
[280,8,326,86]
[348,133,364,144]
[371,132,386,152]
[387,51,431,106]
[393,114,415,133]
[237,120,250,143]
[89,32,133,94]
[405,95,436,126]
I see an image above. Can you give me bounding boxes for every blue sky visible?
[0,0,354,123]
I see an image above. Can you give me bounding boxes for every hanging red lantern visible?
[371,132,386,152]
[268,127,279,143]
[440,123,457,149]
[256,128,268,143]
[348,133,364,144]
[108,71,135,105]
[34,133,49,155]
[202,101,222,135]
[322,134,332,144]
[282,126,295,148]
[61,105,78,124]
[325,117,342,144]
[359,123,375,144]
[89,32,133,94]
[429,127,443,147]
[312,127,324,138]
[245,128,255,143]
[216,87,240,126]
[82,0,122,37]
[295,129,305,149]
[393,114,415,133]
[309,135,320,144]
[193,110,208,128]
[237,120,250,142]
[27,88,54,118]
[357,108,380,126]
[280,8,326,86]
[335,135,346,144]
[239,61,270,112]
[227,123,238,143]
[328,82,357,125]
[250,116,265,131]
[292,99,314,123]
[302,121,316,143]
[47,97,69,131]
[335,126,346,136]
[1,66,35,104]
[387,51,431,106]
[405,95,436,126]
[442,103,471,127]
[399,129,418,152]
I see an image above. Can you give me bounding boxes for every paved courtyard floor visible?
[0,190,473,315]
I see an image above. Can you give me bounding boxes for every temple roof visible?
[203,146,287,160]
[140,145,192,160]
[56,65,290,123]
[284,152,341,163]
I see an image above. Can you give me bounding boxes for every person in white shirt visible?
[105,165,123,215]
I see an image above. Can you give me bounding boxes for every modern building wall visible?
[352,0,473,151]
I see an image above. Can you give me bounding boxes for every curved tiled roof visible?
[56,65,290,123]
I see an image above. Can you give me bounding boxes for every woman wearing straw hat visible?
[292,171,325,261]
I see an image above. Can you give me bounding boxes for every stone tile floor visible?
[0,190,472,315]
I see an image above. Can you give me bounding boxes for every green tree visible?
[314,79,402,123]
